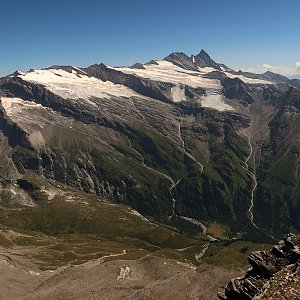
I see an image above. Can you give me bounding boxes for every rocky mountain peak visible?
[164,49,222,71]
[263,71,290,83]
[197,49,210,58]
[193,49,221,70]
[164,51,198,70]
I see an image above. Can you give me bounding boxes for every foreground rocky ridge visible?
[218,233,300,299]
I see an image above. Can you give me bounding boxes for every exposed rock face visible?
[263,71,290,83]
[218,233,300,300]
[193,49,222,70]
[254,87,300,237]
[290,78,300,89]
[221,77,254,105]
[164,49,222,71]
[130,63,146,69]
[164,52,198,71]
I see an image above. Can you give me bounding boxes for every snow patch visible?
[72,66,87,75]
[1,97,44,117]
[28,270,41,276]
[198,67,218,74]
[224,72,273,84]
[117,266,131,280]
[18,69,140,104]
[171,84,187,102]
[201,91,234,111]
[10,189,16,195]
[14,70,26,76]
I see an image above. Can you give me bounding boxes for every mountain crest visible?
[164,49,221,71]
[193,49,221,70]
[164,51,198,71]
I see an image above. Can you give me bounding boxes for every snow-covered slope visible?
[8,53,276,113]
[115,60,221,89]
[1,97,45,116]
[14,63,235,111]
[201,91,233,111]
[18,68,141,105]
[223,72,273,84]
[1,97,74,147]
[115,61,234,111]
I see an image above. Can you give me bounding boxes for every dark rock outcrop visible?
[218,233,300,300]
[290,78,300,89]
[193,49,222,70]
[221,77,255,105]
[263,71,290,83]
[130,63,146,69]
[164,49,222,71]
[164,52,198,71]
[144,60,159,65]
[0,104,32,149]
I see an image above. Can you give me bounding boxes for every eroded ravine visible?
[178,120,204,172]
[244,133,258,229]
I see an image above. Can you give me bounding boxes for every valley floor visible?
[0,245,243,300]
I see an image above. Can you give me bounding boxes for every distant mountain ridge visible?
[0,49,299,242]
[128,49,300,90]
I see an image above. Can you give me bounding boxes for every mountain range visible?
[1,49,299,240]
[0,49,299,298]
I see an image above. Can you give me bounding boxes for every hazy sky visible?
[1,0,300,77]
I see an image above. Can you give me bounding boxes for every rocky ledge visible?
[218,233,300,300]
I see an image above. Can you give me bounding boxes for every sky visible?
[1,0,300,77]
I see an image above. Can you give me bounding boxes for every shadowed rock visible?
[218,233,300,300]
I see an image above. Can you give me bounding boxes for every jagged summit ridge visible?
[192,49,221,70]
[164,51,198,70]
[164,49,221,70]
